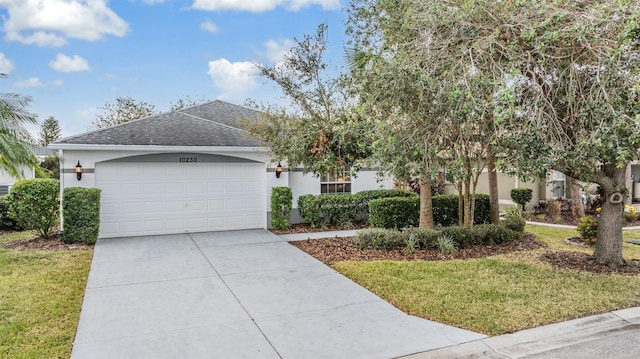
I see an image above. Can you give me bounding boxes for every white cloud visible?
[263,38,294,63]
[200,20,219,33]
[51,79,64,86]
[2,0,129,47]
[142,0,165,4]
[49,54,91,72]
[207,58,257,101]
[191,0,341,12]
[0,53,15,74]
[14,77,44,88]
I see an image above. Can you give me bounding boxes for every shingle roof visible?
[53,100,262,147]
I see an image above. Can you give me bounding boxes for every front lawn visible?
[0,232,92,358]
[324,225,640,336]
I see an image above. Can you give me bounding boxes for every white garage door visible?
[95,161,265,238]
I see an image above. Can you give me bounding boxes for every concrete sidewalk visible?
[71,229,483,359]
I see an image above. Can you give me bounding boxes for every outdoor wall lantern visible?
[275,163,283,178]
[75,161,83,181]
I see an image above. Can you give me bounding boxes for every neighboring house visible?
[49,100,392,239]
[0,145,52,195]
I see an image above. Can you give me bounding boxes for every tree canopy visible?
[243,24,372,175]
[91,96,158,130]
[38,116,61,146]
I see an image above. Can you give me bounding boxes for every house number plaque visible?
[178,157,198,163]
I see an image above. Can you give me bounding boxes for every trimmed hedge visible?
[354,223,521,251]
[369,196,420,229]
[369,194,491,229]
[271,187,293,230]
[297,189,415,228]
[298,194,363,228]
[61,187,101,244]
[7,179,59,238]
[0,196,19,230]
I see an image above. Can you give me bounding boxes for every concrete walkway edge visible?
[400,307,640,358]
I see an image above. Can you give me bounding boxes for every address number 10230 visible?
[178,157,198,163]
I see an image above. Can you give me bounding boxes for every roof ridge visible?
[177,110,250,134]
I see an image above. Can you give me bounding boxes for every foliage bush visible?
[510,188,533,211]
[353,228,405,250]
[7,179,59,238]
[432,194,491,227]
[368,196,420,229]
[503,206,526,233]
[546,200,562,219]
[369,194,491,229]
[436,234,458,254]
[61,187,101,244]
[0,196,20,230]
[298,189,416,228]
[355,223,520,251]
[577,216,598,246]
[402,227,441,249]
[298,194,363,228]
[271,187,293,230]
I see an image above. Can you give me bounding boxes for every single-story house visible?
[49,100,393,239]
[0,146,55,195]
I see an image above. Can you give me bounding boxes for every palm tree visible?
[0,74,39,178]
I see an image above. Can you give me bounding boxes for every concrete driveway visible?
[71,229,484,359]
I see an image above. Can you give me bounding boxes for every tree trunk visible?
[569,177,585,220]
[594,165,626,268]
[457,182,463,226]
[487,146,500,224]
[463,177,471,226]
[419,175,434,228]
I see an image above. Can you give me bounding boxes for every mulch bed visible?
[2,232,92,251]
[540,251,640,276]
[290,233,545,265]
[270,222,370,235]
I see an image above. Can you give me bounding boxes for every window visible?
[551,170,566,198]
[321,167,351,194]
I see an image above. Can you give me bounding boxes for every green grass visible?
[526,224,640,259]
[332,224,640,336]
[0,232,93,358]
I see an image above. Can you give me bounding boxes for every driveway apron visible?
[71,229,484,359]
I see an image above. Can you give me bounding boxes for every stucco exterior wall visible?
[441,170,543,211]
[0,165,35,186]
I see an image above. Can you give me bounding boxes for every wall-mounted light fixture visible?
[275,163,283,178]
[75,161,83,181]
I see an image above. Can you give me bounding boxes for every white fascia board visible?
[48,144,270,153]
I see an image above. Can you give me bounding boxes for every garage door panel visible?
[96,162,265,238]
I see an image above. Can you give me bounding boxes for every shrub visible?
[369,196,420,229]
[7,179,59,238]
[297,194,362,228]
[503,206,526,233]
[402,227,441,249]
[61,187,101,244]
[432,194,491,227]
[0,196,20,230]
[436,234,457,254]
[271,187,293,230]
[368,194,491,229]
[577,216,598,246]
[547,200,562,218]
[510,188,533,211]
[441,224,520,248]
[353,228,405,250]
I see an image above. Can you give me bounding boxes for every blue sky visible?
[0,0,348,138]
